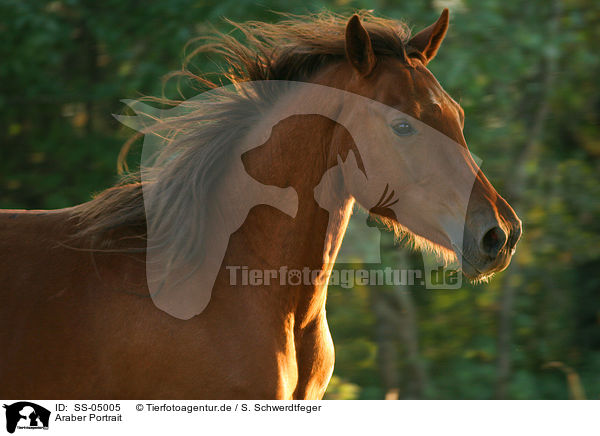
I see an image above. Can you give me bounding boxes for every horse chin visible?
[459,255,495,284]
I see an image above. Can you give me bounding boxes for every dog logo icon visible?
[3,402,50,433]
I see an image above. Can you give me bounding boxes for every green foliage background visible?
[1,0,599,399]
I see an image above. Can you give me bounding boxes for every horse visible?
[0,10,522,399]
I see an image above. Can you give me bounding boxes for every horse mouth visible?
[452,243,496,283]
[460,256,495,283]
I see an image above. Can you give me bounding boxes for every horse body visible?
[0,10,522,399]
[0,115,352,399]
[0,208,334,399]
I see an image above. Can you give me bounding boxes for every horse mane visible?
[71,11,413,251]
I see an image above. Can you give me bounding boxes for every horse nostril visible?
[481,226,507,259]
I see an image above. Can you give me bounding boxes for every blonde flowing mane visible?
[72,11,413,252]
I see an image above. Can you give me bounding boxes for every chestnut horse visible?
[0,10,521,399]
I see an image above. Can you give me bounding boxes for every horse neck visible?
[235,113,355,325]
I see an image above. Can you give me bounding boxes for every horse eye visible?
[392,120,416,136]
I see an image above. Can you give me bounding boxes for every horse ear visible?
[345,14,376,76]
[408,9,449,64]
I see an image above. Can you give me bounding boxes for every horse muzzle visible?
[458,212,522,281]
